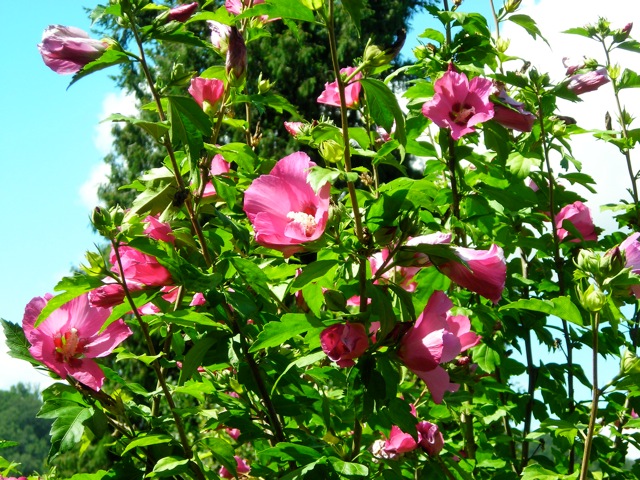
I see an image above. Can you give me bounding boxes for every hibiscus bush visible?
[3,0,640,479]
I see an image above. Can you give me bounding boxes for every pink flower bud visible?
[226,27,247,85]
[38,25,108,75]
[188,77,225,113]
[284,121,304,136]
[144,215,175,244]
[567,67,610,95]
[416,421,444,456]
[383,425,418,457]
[208,21,232,54]
[492,86,535,132]
[320,322,369,367]
[168,2,199,22]
[555,201,597,242]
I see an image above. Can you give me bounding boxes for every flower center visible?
[54,328,86,363]
[450,102,476,125]
[287,210,318,237]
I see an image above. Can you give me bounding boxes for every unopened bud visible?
[257,73,274,94]
[496,37,510,53]
[576,249,600,275]
[301,0,324,10]
[621,348,640,376]
[226,27,247,86]
[324,289,347,311]
[92,206,113,236]
[504,0,522,13]
[581,284,607,312]
[319,140,344,164]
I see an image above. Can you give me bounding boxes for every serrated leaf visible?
[1,318,39,366]
[38,399,93,460]
[473,343,501,373]
[506,152,541,178]
[249,313,322,352]
[617,39,640,54]
[229,257,272,300]
[0,440,18,450]
[617,68,640,91]
[360,78,406,146]
[562,27,592,38]
[203,438,237,476]
[307,166,342,192]
[500,296,584,326]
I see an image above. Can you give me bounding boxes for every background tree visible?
[97,0,430,208]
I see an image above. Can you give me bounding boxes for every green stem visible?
[126,9,212,268]
[579,311,601,480]
[326,0,365,244]
[538,95,575,472]
[111,241,205,480]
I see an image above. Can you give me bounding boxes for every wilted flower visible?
[243,151,331,257]
[556,201,597,242]
[143,215,175,244]
[89,246,173,308]
[491,85,536,132]
[168,2,199,22]
[320,322,369,367]
[422,64,494,140]
[219,456,251,479]
[317,67,363,108]
[567,67,610,95]
[23,293,132,391]
[38,25,108,75]
[398,291,481,403]
[416,421,444,456]
[188,77,225,114]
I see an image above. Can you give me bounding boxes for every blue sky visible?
[0,0,638,398]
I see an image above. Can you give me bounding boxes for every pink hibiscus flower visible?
[320,322,369,367]
[555,201,597,242]
[89,245,173,308]
[422,64,494,140]
[202,154,232,198]
[143,215,175,244]
[219,456,251,479]
[22,293,132,391]
[38,25,107,75]
[620,232,640,297]
[398,291,481,403]
[317,67,363,108]
[243,151,331,257]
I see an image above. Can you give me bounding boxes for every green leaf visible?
[1,318,39,366]
[341,0,365,36]
[506,152,541,179]
[307,166,342,192]
[0,440,18,450]
[237,0,315,22]
[69,48,131,88]
[500,297,584,326]
[35,274,104,327]
[202,438,237,476]
[418,28,445,44]
[106,114,169,142]
[122,433,174,455]
[147,456,189,477]
[562,27,593,38]
[617,68,640,91]
[229,257,272,300]
[329,457,369,477]
[617,39,640,54]
[216,142,259,174]
[291,260,338,290]
[167,96,211,179]
[508,14,549,45]
[100,290,157,333]
[473,343,501,373]
[116,351,163,365]
[179,335,217,385]
[38,388,93,460]
[259,442,322,464]
[248,92,298,115]
[249,313,323,352]
[360,78,406,146]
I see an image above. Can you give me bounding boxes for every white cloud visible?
[94,91,138,156]
[501,0,640,233]
[78,91,138,210]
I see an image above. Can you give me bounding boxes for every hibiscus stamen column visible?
[110,241,206,480]
[124,5,213,268]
